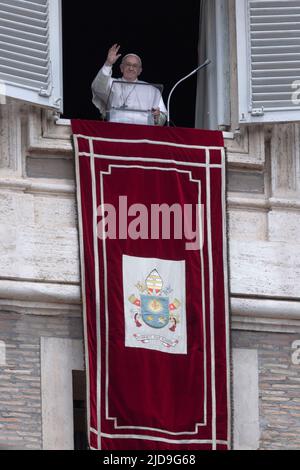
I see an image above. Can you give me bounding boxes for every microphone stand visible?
[167,59,211,127]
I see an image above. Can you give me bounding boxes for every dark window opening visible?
[62,1,200,128]
[72,371,88,450]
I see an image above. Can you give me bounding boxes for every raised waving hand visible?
[105,44,122,66]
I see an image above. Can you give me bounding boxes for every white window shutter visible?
[0,0,63,111]
[236,0,300,124]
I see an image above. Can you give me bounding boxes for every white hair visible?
[122,53,142,67]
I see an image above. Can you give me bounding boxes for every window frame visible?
[195,0,231,130]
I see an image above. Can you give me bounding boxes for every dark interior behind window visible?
[62,0,200,128]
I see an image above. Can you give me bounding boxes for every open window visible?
[61,1,201,128]
[0,0,201,128]
[72,371,88,450]
[2,0,300,128]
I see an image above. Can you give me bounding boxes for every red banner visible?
[72,120,231,450]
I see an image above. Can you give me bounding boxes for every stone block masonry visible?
[0,311,83,450]
[233,331,300,450]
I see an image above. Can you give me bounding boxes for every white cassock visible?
[92,64,167,126]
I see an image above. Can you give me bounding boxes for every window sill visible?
[55,119,235,140]
[53,119,261,167]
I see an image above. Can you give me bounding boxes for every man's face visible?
[120,56,142,81]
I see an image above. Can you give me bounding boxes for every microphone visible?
[167,59,211,127]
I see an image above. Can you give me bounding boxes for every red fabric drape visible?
[72,120,230,451]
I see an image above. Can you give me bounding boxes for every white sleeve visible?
[159,96,167,115]
[157,96,167,126]
[91,64,114,116]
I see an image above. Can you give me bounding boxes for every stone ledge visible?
[1,280,300,332]
[0,280,81,306]
[0,178,75,195]
[228,194,300,211]
[231,297,300,333]
[1,179,300,212]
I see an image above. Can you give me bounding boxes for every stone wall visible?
[233,331,300,450]
[0,311,83,450]
[0,100,300,449]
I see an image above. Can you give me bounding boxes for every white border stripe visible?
[100,433,229,447]
[100,165,207,434]
[89,138,102,451]
[221,148,232,449]
[78,152,222,169]
[75,134,223,151]
[73,135,91,446]
[90,151,218,445]
[206,149,217,450]
[99,171,110,423]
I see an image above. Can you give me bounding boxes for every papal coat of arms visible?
[123,255,187,355]
[128,269,182,349]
